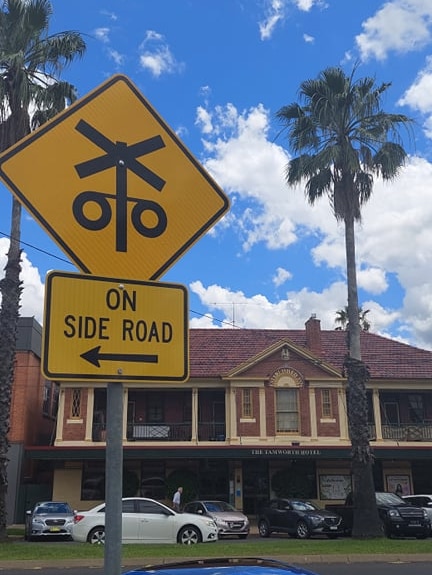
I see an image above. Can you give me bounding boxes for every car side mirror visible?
[197,509,203,514]
[26,510,31,515]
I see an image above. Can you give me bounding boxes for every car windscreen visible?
[203,501,236,512]
[290,501,319,512]
[376,492,406,506]
[34,503,72,514]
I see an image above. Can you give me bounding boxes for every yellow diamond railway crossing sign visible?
[42,271,188,382]
[0,74,229,280]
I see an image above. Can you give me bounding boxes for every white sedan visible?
[72,497,218,544]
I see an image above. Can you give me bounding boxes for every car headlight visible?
[388,509,401,518]
[32,518,44,525]
[216,518,229,527]
[308,515,322,525]
[205,519,217,528]
[422,510,429,520]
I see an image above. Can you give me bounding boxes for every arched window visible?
[271,369,303,434]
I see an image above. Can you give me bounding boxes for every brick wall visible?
[9,350,53,445]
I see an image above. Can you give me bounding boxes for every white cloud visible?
[94,27,110,43]
[195,106,213,134]
[303,34,315,43]
[195,97,432,349]
[189,279,348,331]
[101,10,117,21]
[108,49,124,66]
[294,0,318,11]
[93,26,126,68]
[259,0,286,40]
[258,0,327,40]
[398,55,432,138]
[356,0,432,61]
[273,267,293,287]
[0,239,45,325]
[357,267,388,295]
[139,30,184,77]
[198,102,335,252]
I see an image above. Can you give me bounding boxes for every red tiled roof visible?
[189,328,432,380]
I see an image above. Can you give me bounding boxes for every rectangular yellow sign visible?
[43,271,189,381]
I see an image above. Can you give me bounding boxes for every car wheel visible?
[88,527,105,544]
[178,525,201,545]
[258,519,271,538]
[296,520,311,539]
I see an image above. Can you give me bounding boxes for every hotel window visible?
[242,389,253,418]
[147,395,164,423]
[408,394,424,423]
[321,389,332,418]
[71,389,81,418]
[276,388,299,432]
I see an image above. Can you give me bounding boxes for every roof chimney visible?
[305,314,321,354]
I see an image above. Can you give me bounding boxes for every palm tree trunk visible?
[344,215,383,538]
[0,197,22,541]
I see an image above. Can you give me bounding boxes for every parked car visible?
[25,501,74,540]
[72,497,218,544]
[122,558,319,575]
[182,500,250,539]
[326,491,431,538]
[257,498,343,539]
[402,494,432,523]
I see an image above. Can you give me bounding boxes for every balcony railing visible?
[93,419,432,443]
[368,422,432,442]
[127,422,192,441]
[382,423,432,441]
[197,422,226,441]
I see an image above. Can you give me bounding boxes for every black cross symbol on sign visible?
[73,119,167,253]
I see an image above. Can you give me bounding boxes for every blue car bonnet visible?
[123,558,318,575]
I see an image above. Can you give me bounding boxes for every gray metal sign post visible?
[104,382,124,575]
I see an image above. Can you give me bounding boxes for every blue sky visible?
[2,0,432,349]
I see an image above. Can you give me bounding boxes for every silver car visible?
[182,500,250,539]
[25,501,74,540]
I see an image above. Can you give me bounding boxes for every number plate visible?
[49,527,61,532]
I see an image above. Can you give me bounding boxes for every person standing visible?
[172,486,183,512]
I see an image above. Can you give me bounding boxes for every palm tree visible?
[277,66,412,538]
[335,306,371,332]
[0,0,85,540]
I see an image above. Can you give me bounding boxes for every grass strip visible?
[1,536,432,561]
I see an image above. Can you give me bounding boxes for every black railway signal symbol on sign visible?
[73,119,167,253]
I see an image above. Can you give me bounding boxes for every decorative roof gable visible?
[224,338,341,379]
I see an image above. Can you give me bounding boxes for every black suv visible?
[257,498,343,539]
[375,492,431,538]
[326,492,431,538]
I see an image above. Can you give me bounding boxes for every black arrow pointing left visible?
[81,346,158,368]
